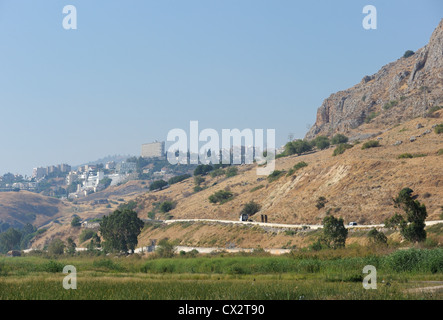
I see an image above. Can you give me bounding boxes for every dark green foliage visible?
[208,190,234,204]
[367,228,388,246]
[393,188,428,242]
[361,140,380,149]
[225,166,238,178]
[79,229,96,243]
[194,164,214,176]
[397,153,426,159]
[118,200,138,211]
[267,170,285,182]
[71,216,81,227]
[293,161,308,170]
[159,201,175,213]
[284,139,313,156]
[41,260,64,273]
[331,134,349,145]
[250,185,264,192]
[316,196,327,210]
[333,143,353,156]
[403,50,415,58]
[312,136,330,150]
[194,175,205,186]
[150,180,168,191]
[100,209,144,253]
[0,228,22,253]
[66,237,77,255]
[384,213,405,230]
[240,201,261,216]
[48,239,65,255]
[168,174,191,185]
[321,215,348,249]
[99,177,112,189]
[434,124,443,134]
[210,168,225,178]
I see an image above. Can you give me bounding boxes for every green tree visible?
[99,177,112,189]
[100,209,144,253]
[331,134,349,145]
[316,196,327,209]
[367,228,388,246]
[71,216,81,227]
[361,140,380,149]
[394,188,427,242]
[225,166,238,177]
[168,174,191,185]
[321,215,348,249]
[0,228,23,253]
[284,140,312,156]
[240,201,261,217]
[312,136,330,150]
[149,180,168,191]
[159,201,175,213]
[333,143,353,156]
[403,50,415,58]
[48,239,65,255]
[194,164,214,176]
[208,190,234,204]
[384,213,406,230]
[66,237,77,254]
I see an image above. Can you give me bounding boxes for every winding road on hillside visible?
[160,218,443,230]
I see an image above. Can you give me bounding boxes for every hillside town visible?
[0,141,174,199]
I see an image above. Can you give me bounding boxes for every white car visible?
[349,222,358,226]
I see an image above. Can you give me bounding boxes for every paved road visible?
[161,218,443,230]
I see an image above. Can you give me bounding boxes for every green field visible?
[0,248,442,300]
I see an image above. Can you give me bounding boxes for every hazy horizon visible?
[1,0,442,176]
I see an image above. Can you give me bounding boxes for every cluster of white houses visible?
[66,161,137,199]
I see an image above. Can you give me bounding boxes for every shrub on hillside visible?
[240,201,261,217]
[333,143,353,156]
[267,170,285,182]
[79,229,97,243]
[403,50,415,58]
[434,124,443,134]
[331,134,349,145]
[284,140,312,156]
[361,140,380,149]
[312,136,330,150]
[168,174,191,185]
[159,201,175,213]
[293,161,308,170]
[208,190,234,204]
[194,164,214,176]
[225,166,238,178]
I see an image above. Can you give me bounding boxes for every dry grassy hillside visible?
[136,113,443,226]
[21,113,443,250]
[0,191,67,228]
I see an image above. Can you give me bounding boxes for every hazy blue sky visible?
[0,0,441,175]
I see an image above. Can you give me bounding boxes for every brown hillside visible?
[136,114,443,226]
[0,191,67,228]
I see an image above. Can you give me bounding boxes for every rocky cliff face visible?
[305,19,443,140]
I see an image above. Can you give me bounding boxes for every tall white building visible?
[141,141,165,158]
